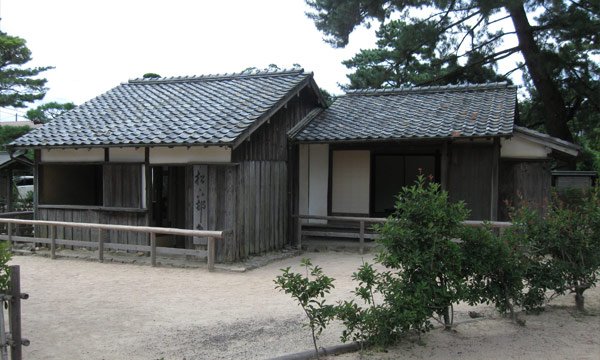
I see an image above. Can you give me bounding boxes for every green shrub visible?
[0,241,11,292]
[336,262,432,348]
[274,258,336,359]
[375,175,470,329]
[541,187,600,311]
[460,217,553,321]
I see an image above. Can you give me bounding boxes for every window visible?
[40,164,103,206]
[372,154,437,216]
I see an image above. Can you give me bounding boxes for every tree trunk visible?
[506,2,574,144]
[443,306,452,330]
[575,291,585,312]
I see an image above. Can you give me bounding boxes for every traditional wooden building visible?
[0,151,33,212]
[9,69,326,261]
[9,75,580,261]
[290,83,580,223]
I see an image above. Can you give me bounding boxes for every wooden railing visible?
[295,214,512,254]
[0,218,224,271]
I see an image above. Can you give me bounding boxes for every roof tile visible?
[12,69,311,148]
[294,83,517,142]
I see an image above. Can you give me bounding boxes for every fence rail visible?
[295,214,512,254]
[0,218,224,271]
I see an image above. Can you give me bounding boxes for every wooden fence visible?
[295,214,513,254]
[0,265,29,360]
[0,218,224,271]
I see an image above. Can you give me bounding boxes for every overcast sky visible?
[0,0,377,121]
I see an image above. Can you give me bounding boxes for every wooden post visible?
[296,218,302,250]
[49,226,56,260]
[98,229,104,262]
[150,232,156,267]
[359,221,365,255]
[8,265,22,360]
[7,223,12,248]
[490,138,500,221]
[207,237,215,272]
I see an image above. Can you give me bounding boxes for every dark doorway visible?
[151,166,187,248]
[371,154,437,217]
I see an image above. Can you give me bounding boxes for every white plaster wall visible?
[41,148,104,162]
[109,147,145,162]
[501,135,549,159]
[149,146,231,164]
[308,144,329,224]
[298,144,309,217]
[331,150,370,214]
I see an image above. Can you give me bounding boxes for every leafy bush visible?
[375,175,470,329]
[541,187,600,311]
[274,258,336,359]
[460,217,554,321]
[336,262,432,348]
[0,241,11,292]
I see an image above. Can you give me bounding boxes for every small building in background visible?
[552,171,597,190]
[0,151,33,212]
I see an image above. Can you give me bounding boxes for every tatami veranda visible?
[8,70,326,262]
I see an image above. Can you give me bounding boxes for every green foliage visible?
[318,88,334,107]
[0,125,31,151]
[142,73,161,79]
[375,175,470,329]
[0,31,52,107]
[0,242,11,292]
[274,258,336,359]
[25,101,75,124]
[306,0,600,145]
[337,262,432,347]
[541,188,600,311]
[460,217,554,318]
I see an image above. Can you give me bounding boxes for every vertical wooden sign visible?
[193,165,208,245]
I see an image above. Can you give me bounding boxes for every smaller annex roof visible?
[10,69,322,149]
[0,151,32,170]
[292,82,517,142]
[513,126,580,157]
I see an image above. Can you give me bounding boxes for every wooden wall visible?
[235,161,288,258]
[498,160,551,221]
[232,87,320,162]
[36,207,148,244]
[229,85,321,257]
[448,143,495,220]
[103,164,142,208]
[185,164,238,262]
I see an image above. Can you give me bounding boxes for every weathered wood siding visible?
[232,87,319,162]
[235,161,288,258]
[498,160,551,221]
[185,164,238,262]
[230,87,320,257]
[448,143,495,220]
[103,164,142,208]
[36,208,148,244]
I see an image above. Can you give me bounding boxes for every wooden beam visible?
[50,226,56,259]
[0,218,224,238]
[441,141,449,191]
[491,138,500,221]
[150,232,156,266]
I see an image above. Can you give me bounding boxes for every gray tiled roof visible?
[11,69,313,148]
[293,82,517,142]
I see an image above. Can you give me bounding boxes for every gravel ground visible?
[10,252,373,359]
[9,253,600,360]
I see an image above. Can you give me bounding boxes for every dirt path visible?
[11,252,372,359]
[9,253,600,359]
